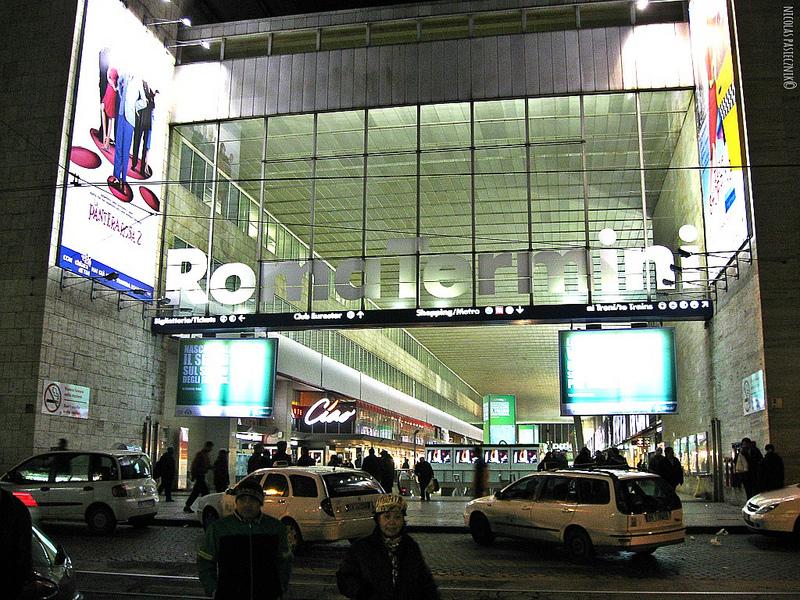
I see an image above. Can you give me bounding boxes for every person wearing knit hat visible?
[337,494,439,599]
[198,478,291,599]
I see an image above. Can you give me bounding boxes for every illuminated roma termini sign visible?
[164,227,708,309]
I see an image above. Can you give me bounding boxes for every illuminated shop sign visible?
[296,398,357,434]
[58,0,173,300]
[163,227,706,310]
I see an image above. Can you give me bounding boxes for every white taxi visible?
[195,466,384,551]
[742,483,800,537]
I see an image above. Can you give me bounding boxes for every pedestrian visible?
[0,487,33,599]
[50,437,68,451]
[328,454,342,467]
[593,450,606,465]
[537,451,553,471]
[413,456,434,501]
[154,446,176,502]
[297,446,316,466]
[184,441,214,513]
[648,447,667,479]
[380,450,395,493]
[198,479,291,599]
[553,450,569,469]
[663,447,684,489]
[472,445,488,498]
[361,447,382,481]
[573,446,593,468]
[247,442,272,473]
[337,494,439,600]
[735,437,763,499]
[606,447,628,467]
[272,440,292,466]
[401,457,410,470]
[213,449,230,493]
[758,444,785,492]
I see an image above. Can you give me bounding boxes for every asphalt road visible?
[40,522,800,599]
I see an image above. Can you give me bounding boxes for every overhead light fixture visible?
[147,17,191,28]
[636,0,650,9]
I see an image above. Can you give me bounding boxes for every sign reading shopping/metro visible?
[176,338,277,418]
[559,328,678,416]
[689,0,749,278]
[58,0,174,300]
[41,380,90,419]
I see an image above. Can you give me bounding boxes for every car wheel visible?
[469,513,495,546]
[564,527,594,560]
[202,507,220,529]
[129,515,155,528]
[283,519,305,555]
[86,505,117,535]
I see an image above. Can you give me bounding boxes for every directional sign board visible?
[151,299,713,334]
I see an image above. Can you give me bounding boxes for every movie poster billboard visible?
[58,0,174,299]
[689,0,749,279]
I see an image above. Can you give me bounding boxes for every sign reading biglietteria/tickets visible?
[58,0,174,300]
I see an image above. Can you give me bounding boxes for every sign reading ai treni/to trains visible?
[152,299,712,334]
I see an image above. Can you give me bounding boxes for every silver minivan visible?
[464,468,685,558]
[1,450,158,534]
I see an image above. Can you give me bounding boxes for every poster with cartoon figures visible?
[58,0,174,300]
[689,0,748,279]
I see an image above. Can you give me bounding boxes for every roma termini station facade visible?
[0,0,796,502]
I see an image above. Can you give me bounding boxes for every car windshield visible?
[323,472,383,498]
[117,455,151,480]
[31,526,58,568]
[616,476,681,514]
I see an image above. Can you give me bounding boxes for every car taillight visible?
[320,498,335,518]
[111,485,128,498]
[12,492,38,508]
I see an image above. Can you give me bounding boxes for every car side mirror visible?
[494,491,503,500]
[55,546,67,566]
[225,487,236,496]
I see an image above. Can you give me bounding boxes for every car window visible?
[90,455,119,481]
[263,473,289,497]
[618,476,681,513]
[31,527,57,568]
[539,476,574,502]
[117,455,152,480]
[323,472,383,498]
[501,476,541,500]
[289,474,318,498]
[53,454,90,483]
[10,455,56,483]
[578,478,610,504]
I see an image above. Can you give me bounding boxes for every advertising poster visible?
[742,369,766,415]
[176,338,278,418]
[41,380,91,419]
[483,394,517,444]
[59,0,174,299]
[689,0,748,278]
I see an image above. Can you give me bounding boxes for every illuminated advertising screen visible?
[58,0,174,299]
[176,339,277,417]
[426,449,451,464]
[559,328,677,416]
[482,394,517,444]
[689,0,749,277]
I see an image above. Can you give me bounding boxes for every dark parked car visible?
[21,525,82,600]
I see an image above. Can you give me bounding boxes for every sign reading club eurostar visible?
[153,230,713,333]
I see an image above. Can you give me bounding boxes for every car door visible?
[3,454,56,516]
[491,476,543,538]
[528,475,578,543]
[49,453,93,520]
[262,473,290,520]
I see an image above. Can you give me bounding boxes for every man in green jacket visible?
[197,478,292,599]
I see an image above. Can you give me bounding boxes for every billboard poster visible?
[689,0,749,278]
[59,0,174,300]
[742,370,765,415]
[176,338,278,418]
[482,394,517,444]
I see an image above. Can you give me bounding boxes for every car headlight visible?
[755,503,780,514]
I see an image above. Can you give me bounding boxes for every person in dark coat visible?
[379,450,395,493]
[413,457,434,501]
[737,437,763,499]
[247,443,272,473]
[337,494,439,600]
[472,446,488,498]
[758,444,785,492]
[663,447,684,489]
[0,488,32,599]
[213,449,230,493]
[184,441,214,513]
[296,446,316,466]
[537,451,553,471]
[271,440,293,466]
[648,447,668,480]
[155,447,177,501]
[361,448,382,481]
[573,447,593,468]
